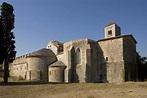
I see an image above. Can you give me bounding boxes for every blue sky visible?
[1,0,147,57]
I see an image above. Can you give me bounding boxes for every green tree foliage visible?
[0,64,2,70]
[137,52,147,81]
[0,2,16,84]
[0,18,5,64]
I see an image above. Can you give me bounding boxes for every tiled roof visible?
[28,48,56,57]
[106,20,119,27]
[49,61,66,67]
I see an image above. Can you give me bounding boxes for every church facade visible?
[10,21,137,83]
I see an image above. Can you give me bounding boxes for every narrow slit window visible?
[76,48,81,64]
[106,57,108,61]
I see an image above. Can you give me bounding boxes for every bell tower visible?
[104,21,121,38]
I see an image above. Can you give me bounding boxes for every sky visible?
[0,0,147,57]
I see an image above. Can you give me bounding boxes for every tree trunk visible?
[4,57,9,84]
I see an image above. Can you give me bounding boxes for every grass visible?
[0,77,147,98]
[0,76,27,82]
[87,96,95,98]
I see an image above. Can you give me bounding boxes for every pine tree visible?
[0,2,16,84]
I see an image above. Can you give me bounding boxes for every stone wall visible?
[9,30,137,83]
[10,48,57,81]
[63,39,98,83]
[98,35,137,83]
[63,39,87,83]
[48,66,65,82]
[86,41,99,82]
[46,41,63,55]
[56,53,64,61]
[9,55,27,78]
[98,38,123,62]
[123,36,136,62]
[46,42,58,55]
[123,35,137,81]
[98,37,124,83]
[10,63,28,78]
[26,56,56,81]
[106,61,125,83]
[105,24,120,38]
[26,70,41,81]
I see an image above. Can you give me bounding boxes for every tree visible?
[0,2,16,84]
[137,52,147,81]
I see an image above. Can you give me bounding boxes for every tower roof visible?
[106,20,119,27]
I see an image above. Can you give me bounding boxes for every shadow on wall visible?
[70,47,79,83]
[98,44,107,83]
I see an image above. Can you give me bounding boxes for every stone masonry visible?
[10,21,137,83]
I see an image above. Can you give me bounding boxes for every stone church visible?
[10,21,137,83]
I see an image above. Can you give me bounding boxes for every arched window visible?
[76,48,81,64]
[108,30,112,35]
